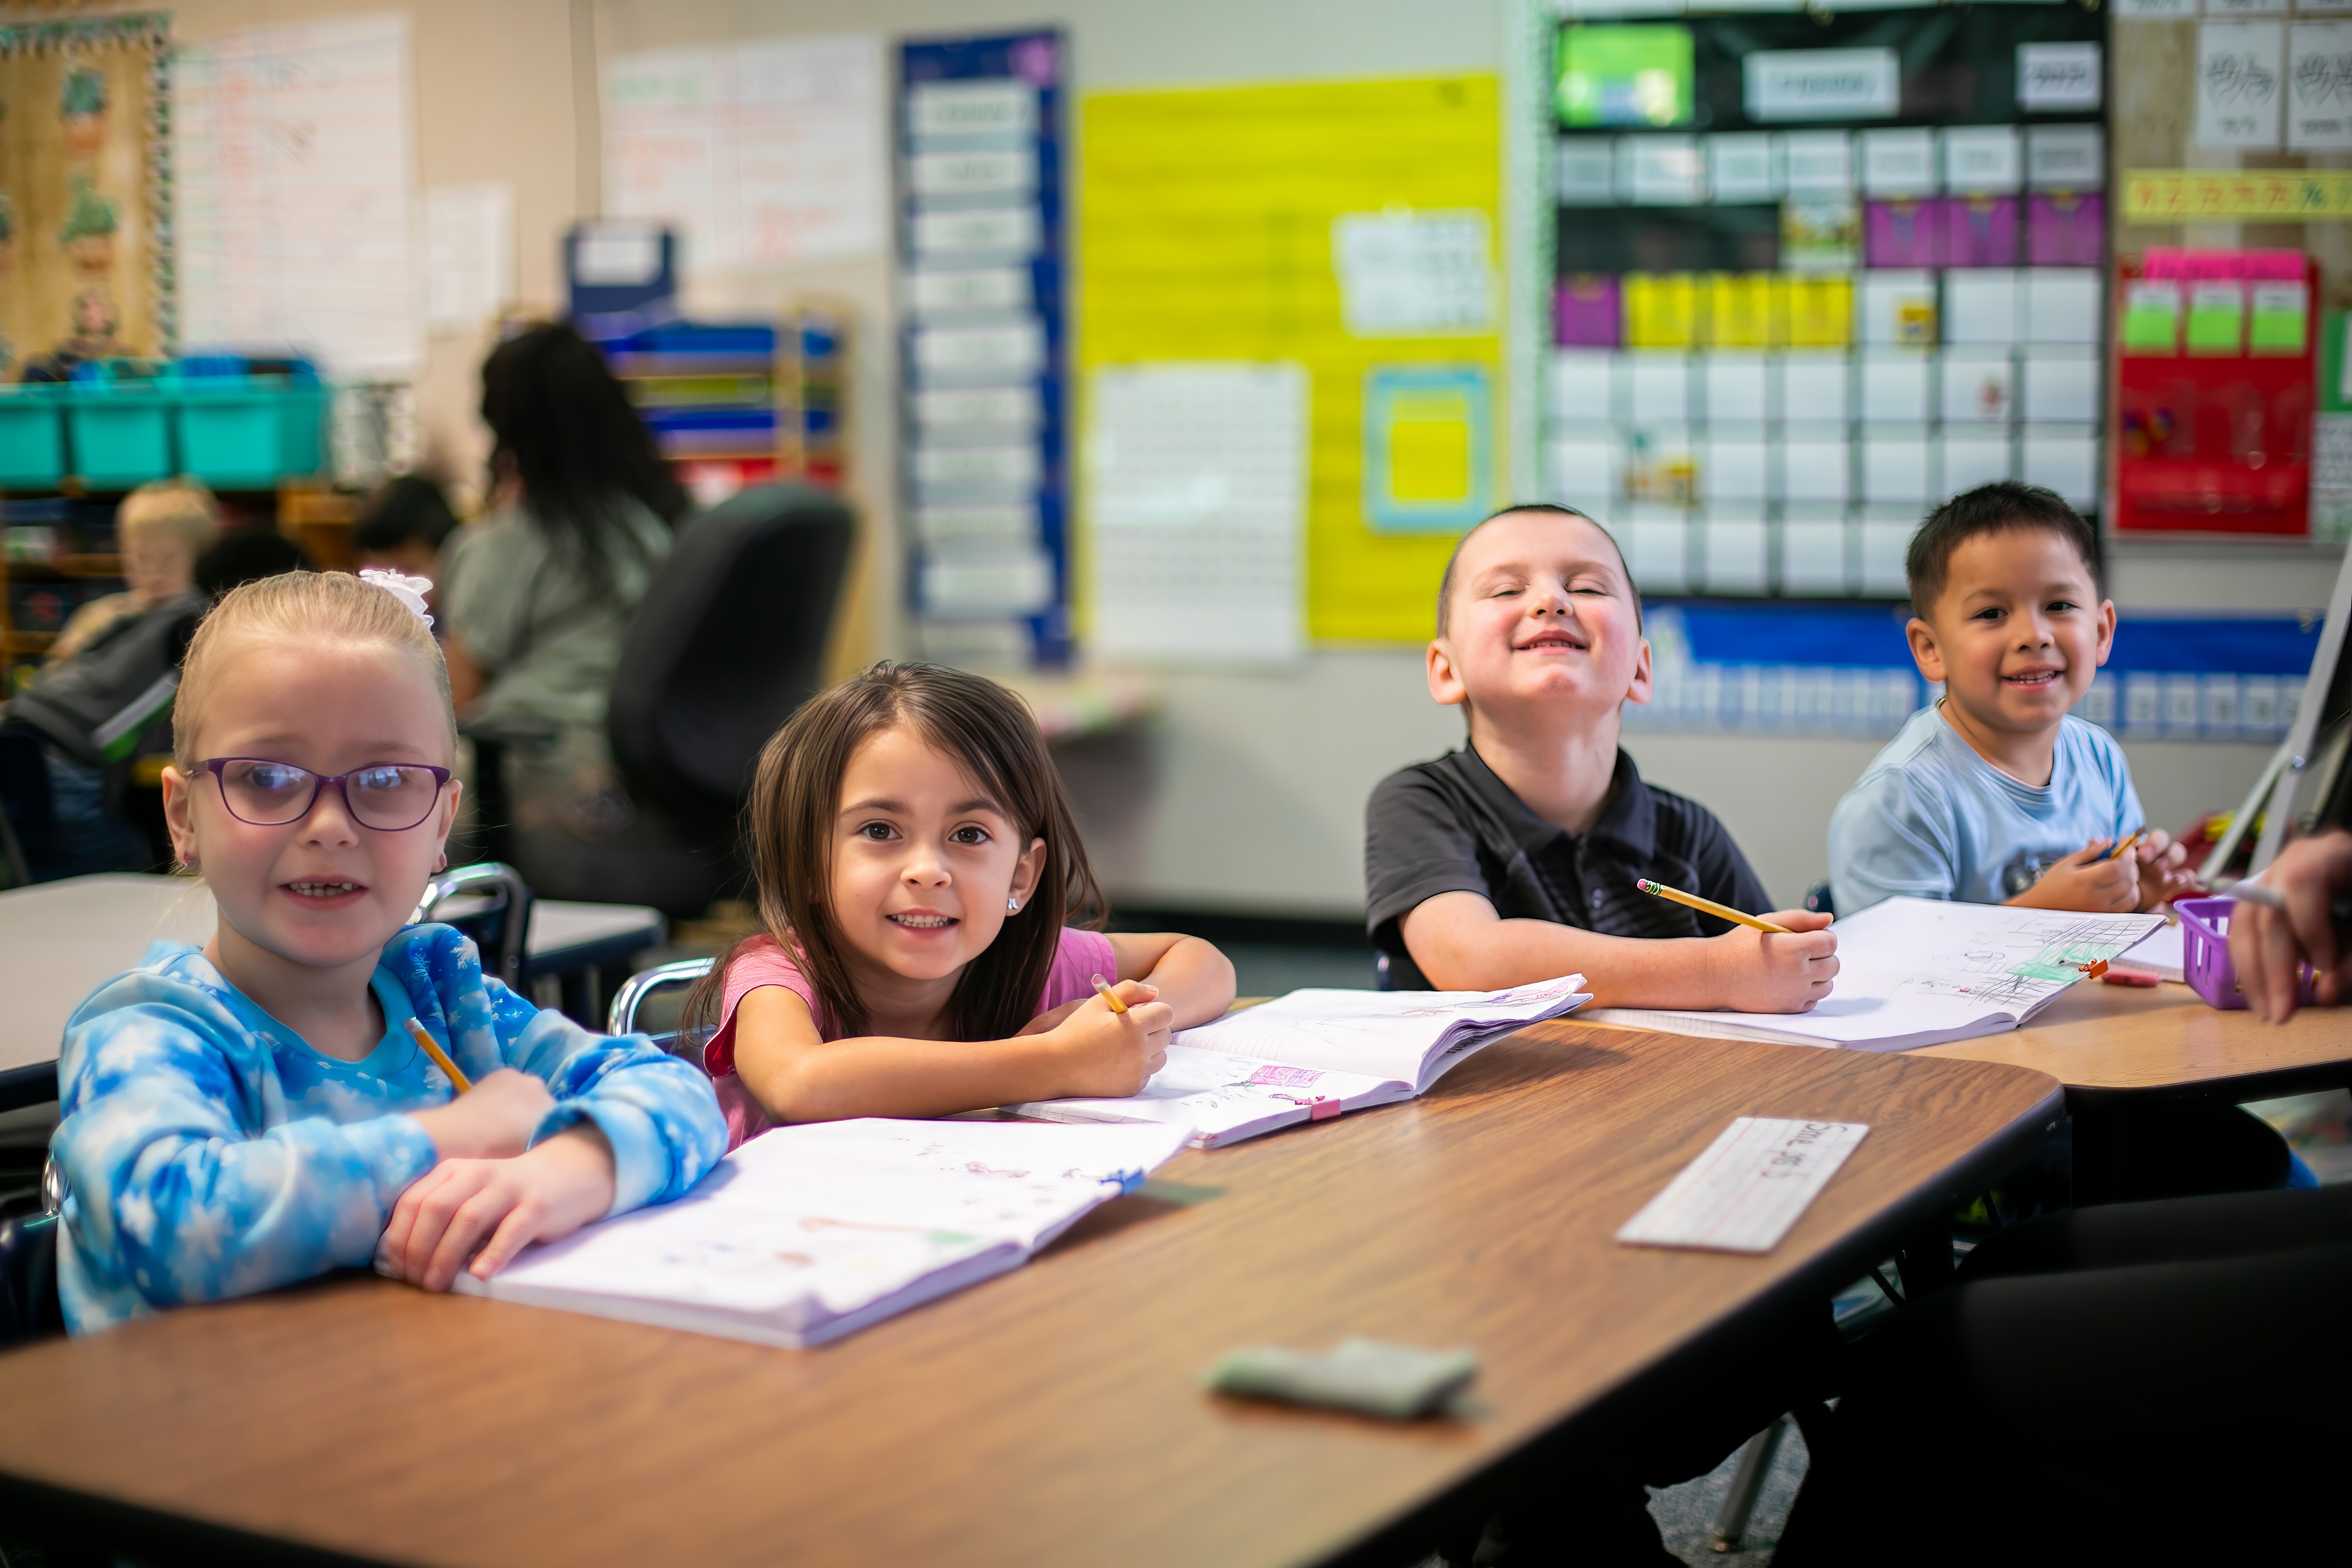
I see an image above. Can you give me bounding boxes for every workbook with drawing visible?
[439,1119,1189,1348]
[1581,898,2165,1052]
[1007,974,1592,1147]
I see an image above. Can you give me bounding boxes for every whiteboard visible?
[603,34,886,274]
[1085,363,1308,666]
[172,12,422,376]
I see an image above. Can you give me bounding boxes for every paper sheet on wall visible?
[424,183,514,332]
[1331,211,1494,336]
[172,13,422,375]
[603,34,885,274]
[2197,21,2285,149]
[1085,363,1307,664]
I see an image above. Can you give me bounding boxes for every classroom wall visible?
[159,0,2342,919]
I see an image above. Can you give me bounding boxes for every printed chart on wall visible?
[1079,77,1503,649]
[172,12,420,376]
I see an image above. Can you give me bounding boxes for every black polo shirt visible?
[1363,745,1771,990]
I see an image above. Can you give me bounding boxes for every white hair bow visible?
[358,567,435,631]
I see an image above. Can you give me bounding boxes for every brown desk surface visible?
[1909,980,2352,1095]
[0,1027,2060,1568]
[1561,982,2352,1099]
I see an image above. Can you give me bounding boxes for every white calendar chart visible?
[1084,363,1308,665]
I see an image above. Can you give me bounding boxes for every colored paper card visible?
[2025,193,2102,268]
[1625,273,1701,347]
[1556,275,1623,346]
[1941,348,2015,423]
[1775,350,1851,422]
[2287,23,2352,150]
[1557,24,1696,128]
[2142,247,2303,280]
[2249,279,2309,355]
[1624,435,1697,505]
[1556,138,1618,204]
[1941,126,2022,197]
[1860,129,1937,198]
[1548,349,1617,422]
[1619,134,1705,204]
[2121,280,2182,356]
[1363,365,1492,533]
[2186,280,2247,355]
[2116,0,2194,16]
[1944,269,2020,345]
[2023,269,2102,346]
[2325,311,2352,411]
[1781,198,1860,272]
[1780,277,1854,347]
[2026,124,2104,191]
[1865,200,1943,267]
[1779,131,1855,195]
[1745,49,1899,122]
[2197,22,2285,149]
[2016,43,2102,112]
[2208,0,2287,14]
[1858,270,1937,347]
[1708,133,1781,203]
[1707,273,1778,348]
[1944,196,2018,268]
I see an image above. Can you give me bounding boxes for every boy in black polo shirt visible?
[1365,504,1839,1008]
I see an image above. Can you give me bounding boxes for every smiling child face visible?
[827,725,1047,987]
[1427,509,1651,734]
[1908,526,2115,739]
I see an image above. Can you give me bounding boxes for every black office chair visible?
[0,1158,65,1344]
[504,485,853,917]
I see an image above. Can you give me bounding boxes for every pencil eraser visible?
[1204,1337,1478,1420]
[2102,967,2160,987]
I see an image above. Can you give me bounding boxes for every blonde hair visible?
[172,571,455,771]
[120,478,222,560]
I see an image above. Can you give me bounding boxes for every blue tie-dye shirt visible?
[51,923,727,1335]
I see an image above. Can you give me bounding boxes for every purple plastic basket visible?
[2174,896,2317,1011]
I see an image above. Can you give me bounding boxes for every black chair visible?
[503,486,853,917]
[0,1162,63,1343]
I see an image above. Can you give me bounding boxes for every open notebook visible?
[1007,974,1591,1147]
[1582,897,2165,1052]
[441,1119,1189,1347]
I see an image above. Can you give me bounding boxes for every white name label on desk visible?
[1617,1118,1869,1254]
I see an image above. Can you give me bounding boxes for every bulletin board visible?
[0,15,170,375]
[1078,76,1504,646]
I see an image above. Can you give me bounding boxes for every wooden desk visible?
[0,1026,2060,1568]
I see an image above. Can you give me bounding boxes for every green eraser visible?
[1204,1336,1479,1420]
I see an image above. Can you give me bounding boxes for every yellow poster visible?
[1078,76,1503,645]
[2123,169,2352,221]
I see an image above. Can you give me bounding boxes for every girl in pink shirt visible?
[685,661,1236,1147]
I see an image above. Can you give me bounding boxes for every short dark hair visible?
[194,529,313,600]
[1435,503,1642,637]
[355,474,462,555]
[1905,481,2100,619]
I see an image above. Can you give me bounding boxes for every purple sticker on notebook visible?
[1942,196,2018,268]
[1864,200,1942,269]
[1555,276,1621,347]
[2027,192,2105,268]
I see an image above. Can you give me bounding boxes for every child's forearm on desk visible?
[1118,932,1236,1026]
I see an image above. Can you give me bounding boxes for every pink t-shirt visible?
[702,926,1119,1148]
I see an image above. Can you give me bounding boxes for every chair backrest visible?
[607,956,713,1054]
[0,1213,63,1344]
[411,861,534,989]
[608,486,854,822]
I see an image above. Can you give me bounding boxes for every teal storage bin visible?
[65,382,173,487]
[0,385,66,486]
[170,374,327,487]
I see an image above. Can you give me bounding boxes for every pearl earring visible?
[1006,896,1021,913]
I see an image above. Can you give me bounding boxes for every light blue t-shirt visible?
[51,922,728,1335]
[1828,704,2144,917]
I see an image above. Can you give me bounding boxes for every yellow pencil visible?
[405,1017,472,1094]
[1634,879,1794,935]
[1090,973,1128,1014]
[2109,830,2144,861]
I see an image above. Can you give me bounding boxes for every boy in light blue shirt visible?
[1831,483,2199,917]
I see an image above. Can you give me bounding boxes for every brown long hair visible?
[682,661,1104,1045]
